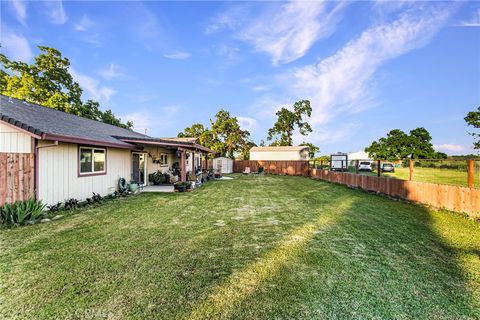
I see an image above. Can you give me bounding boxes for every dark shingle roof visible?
[0,95,147,148]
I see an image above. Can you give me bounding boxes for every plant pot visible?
[174,184,179,191]
[129,183,138,192]
[178,185,186,192]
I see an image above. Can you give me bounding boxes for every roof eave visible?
[43,133,138,149]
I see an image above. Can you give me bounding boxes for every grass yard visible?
[383,167,479,188]
[351,166,479,188]
[1,175,479,319]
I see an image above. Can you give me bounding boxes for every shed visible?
[213,157,233,173]
[249,146,310,161]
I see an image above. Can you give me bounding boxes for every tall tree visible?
[465,106,480,150]
[1,46,132,129]
[365,127,437,160]
[267,100,312,146]
[178,110,253,159]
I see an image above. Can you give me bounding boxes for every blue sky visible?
[1,0,479,155]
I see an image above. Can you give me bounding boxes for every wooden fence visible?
[233,160,309,176]
[0,153,35,206]
[231,160,479,218]
[310,169,479,218]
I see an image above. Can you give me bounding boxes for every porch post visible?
[192,151,195,175]
[180,149,186,182]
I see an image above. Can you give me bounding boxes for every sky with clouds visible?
[1,0,479,155]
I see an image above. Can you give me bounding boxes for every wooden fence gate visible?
[0,153,35,206]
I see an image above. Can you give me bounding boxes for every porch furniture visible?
[243,167,251,175]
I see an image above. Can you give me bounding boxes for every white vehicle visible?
[330,153,348,171]
[358,161,373,172]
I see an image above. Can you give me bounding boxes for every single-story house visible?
[347,151,373,166]
[0,95,214,206]
[249,146,310,161]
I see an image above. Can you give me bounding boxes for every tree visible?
[1,46,132,129]
[267,100,312,146]
[465,106,480,149]
[210,109,251,159]
[178,109,253,159]
[365,127,437,160]
[299,142,319,156]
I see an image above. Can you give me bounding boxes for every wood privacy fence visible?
[233,160,309,176]
[232,160,479,218]
[0,153,35,206]
[310,169,479,218]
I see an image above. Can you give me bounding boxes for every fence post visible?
[467,159,474,188]
[356,160,359,174]
[377,160,381,177]
[409,159,414,181]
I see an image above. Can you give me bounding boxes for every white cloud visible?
[207,1,347,65]
[163,51,191,60]
[122,106,180,135]
[434,144,465,153]
[457,8,480,27]
[252,85,268,92]
[1,28,32,62]
[97,64,125,80]
[10,0,27,26]
[242,1,347,65]
[74,15,94,31]
[237,116,257,132]
[70,67,116,102]
[43,0,67,24]
[284,4,456,144]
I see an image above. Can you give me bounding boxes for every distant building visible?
[250,146,310,161]
[348,151,373,166]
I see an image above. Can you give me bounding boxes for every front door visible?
[132,153,147,185]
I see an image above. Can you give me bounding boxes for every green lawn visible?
[1,175,479,319]
[349,166,478,188]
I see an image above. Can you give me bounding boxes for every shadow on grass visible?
[179,178,479,319]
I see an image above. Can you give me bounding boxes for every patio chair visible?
[252,166,265,175]
[243,167,251,175]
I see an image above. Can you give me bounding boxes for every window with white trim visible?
[79,147,106,175]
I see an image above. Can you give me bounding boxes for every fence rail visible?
[0,153,35,206]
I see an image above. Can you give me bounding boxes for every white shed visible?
[213,157,233,173]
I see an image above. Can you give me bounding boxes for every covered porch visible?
[115,136,215,185]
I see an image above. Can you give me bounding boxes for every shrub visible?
[0,198,46,227]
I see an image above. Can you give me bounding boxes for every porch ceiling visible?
[114,136,216,154]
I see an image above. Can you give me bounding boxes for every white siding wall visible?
[250,151,306,161]
[38,141,131,205]
[0,122,32,153]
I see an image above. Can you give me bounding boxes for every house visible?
[347,151,373,166]
[0,95,214,205]
[249,146,310,161]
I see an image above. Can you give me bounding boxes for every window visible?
[79,147,106,175]
[160,154,168,165]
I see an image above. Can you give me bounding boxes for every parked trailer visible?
[330,153,348,171]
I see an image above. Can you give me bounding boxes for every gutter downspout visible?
[34,139,58,200]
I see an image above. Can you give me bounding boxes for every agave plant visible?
[0,198,46,227]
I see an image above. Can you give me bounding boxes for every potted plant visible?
[129,180,138,192]
[177,182,187,193]
[149,171,164,185]
[186,181,193,191]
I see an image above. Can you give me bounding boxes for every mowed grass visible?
[1,175,479,319]
[352,166,478,188]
